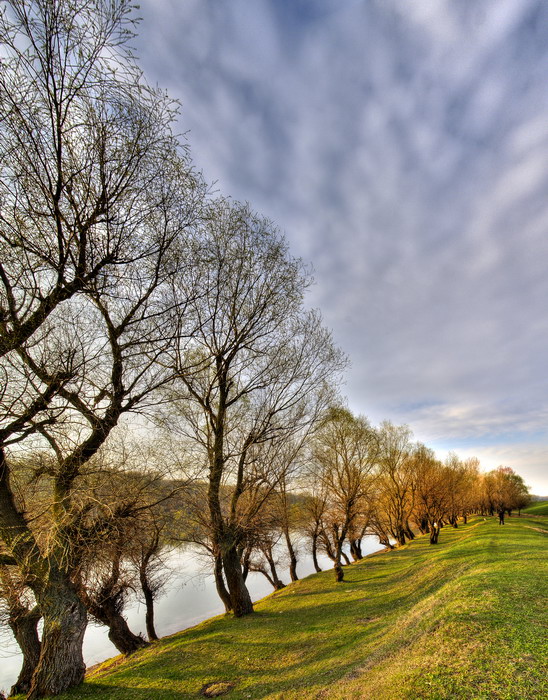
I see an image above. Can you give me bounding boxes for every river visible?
[0,536,383,693]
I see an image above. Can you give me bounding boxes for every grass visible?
[48,514,547,700]
[522,500,548,516]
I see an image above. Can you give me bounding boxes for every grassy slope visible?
[52,515,547,700]
[522,500,548,516]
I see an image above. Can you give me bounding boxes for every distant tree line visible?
[0,2,531,699]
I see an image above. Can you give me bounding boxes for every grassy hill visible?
[50,514,547,700]
[522,500,548,516]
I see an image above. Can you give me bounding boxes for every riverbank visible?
[28,515,548,699]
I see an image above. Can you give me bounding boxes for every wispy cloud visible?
[135,0,548,490]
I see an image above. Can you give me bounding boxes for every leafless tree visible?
[0,1,204,695]
[165,200,345,615]
[308,407,378,582]
[370,422,415,547]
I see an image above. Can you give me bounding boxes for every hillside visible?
[49,514,547,700]
[523,500,548,516]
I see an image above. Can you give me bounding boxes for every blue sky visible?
[134,0,548,493]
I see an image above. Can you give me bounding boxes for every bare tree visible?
[166,200,345,615]
[409,445,450,544]
[301,487,328,573]
[0,1,203,695]
[308,407,378,582]
[80,526,147,656]
[371,422,415,547]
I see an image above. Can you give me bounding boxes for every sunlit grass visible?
[522,500,548,516]
[47,514,547,700]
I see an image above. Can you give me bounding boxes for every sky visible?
[132,0,548,494]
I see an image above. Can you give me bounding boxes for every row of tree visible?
[1,417,531,695]
[0,2,531,699]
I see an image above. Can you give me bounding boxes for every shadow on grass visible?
[60,516,547,700]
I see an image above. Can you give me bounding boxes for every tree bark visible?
[0,450,88,699]
[349,538,363,561]
[311,533,322,573]
[429,526,440,544]
[87,595,147,655]
[139,571,158,642]
[107,613,148,655]
[214,552,232,613]
[27,575,88,700]
[265,550,285,590]
[8,606,42,696]
[222,545,253,617]
[334,562,344,582]
[341,550,351,566]
[283,529,299,582]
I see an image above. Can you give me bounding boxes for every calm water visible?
[0,536,383,693]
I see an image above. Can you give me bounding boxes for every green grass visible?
[51,515,547,700]
[522,500,548,516]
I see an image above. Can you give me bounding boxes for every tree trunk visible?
[333,540,345,582]
[107,612,147,655]
[222,545,253,617]
[139,570,158,641]
[214,552,232,613]
[8,606,42,696]
[284,530,299,582]
[86,598,147,655]
[429,526,440,544]
[27,576,88,700]
[240,545,251,582]
[311,533,322,572]
[334,562,344,582]
[349,539,362,561]
[323,538,336,562]
[341,550,351,566]
[265,550,285,590]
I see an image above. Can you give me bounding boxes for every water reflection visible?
[0,536,382,692]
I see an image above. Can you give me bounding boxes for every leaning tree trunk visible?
[349,538,363,561]
[8,605,42,696]
[27,574,88,700]
[222,545,254,617]
[265,549,285,590]
[404,523,415,540]
[395,527,406,547]
[88,596,147,655]
[106,611,148,654]
[341,550,351,566]
[311,532,322,573]
[214,552,233,613]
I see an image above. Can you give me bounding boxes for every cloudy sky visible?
[133,0,548,493]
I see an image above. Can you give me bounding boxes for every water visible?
[0,536,383,693]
